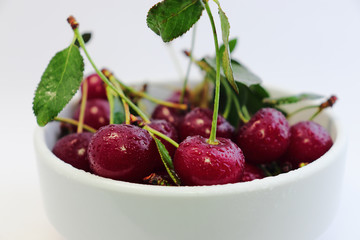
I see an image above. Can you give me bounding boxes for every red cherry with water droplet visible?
[179,107,234,141]
[87,124,158,182]
[73,99,110,130]
[52,132,93,172]
[174,135,245,186]
[282,121,333,167]
[81,73,107,100]
[236,108,290,164]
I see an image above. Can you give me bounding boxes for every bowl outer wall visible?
[34,84,347,240]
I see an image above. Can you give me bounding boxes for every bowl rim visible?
[34,84,347,198]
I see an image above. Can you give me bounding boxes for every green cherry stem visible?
[54,117,97,133]
[143,125,179,148]
[77,78,88,133]
[103,69,131,124]
[203,0,221,145]
[180,24,197,104]
[67,17,151,123]
[115,80,187,110]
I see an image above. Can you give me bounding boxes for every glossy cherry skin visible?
[52,132,93,172]
[88,124,158,182]
[242,163,265,182]
[282,121,333,167]
[151,91,188,129]
[152,105,185,130]
[81,73,107,100]
[73,99,110,130]
[174,136,245,186]
[236,108,290,164]
[179,107,235,141]
[147,120,179,169]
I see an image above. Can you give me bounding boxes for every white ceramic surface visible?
[34,85,347,240]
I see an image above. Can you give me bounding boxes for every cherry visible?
[52,132,93,172]
[151,91,188,129]
[173,136,245,186]
[242,163,265,182]
[236,108,290,164]
[179,107,234,140]
[147,119,179,169]
[81,73,107,100]
[87,124,158,182]
[282,121,333,167]
[73,98,110,130]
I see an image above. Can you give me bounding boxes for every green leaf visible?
[106,87,125,124]
[263,93,323,106]
[147,0,204,42]
[74,33,92,48]
[219,38,237,57]
[205,57,262,87]
[33,45,84,126]
[153,137,181,186]
[215,2,238,93]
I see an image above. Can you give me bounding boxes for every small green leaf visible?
[106,87,125,124]
[147,0,204,42]
[205,57,262,87]
[153,137,181,186]
[74,33,91,48]
[33,45,84,126]
[219,38,237,57]
[263,93,323,106]
[215,2,238,93]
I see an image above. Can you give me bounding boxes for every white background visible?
[0,0,359,239]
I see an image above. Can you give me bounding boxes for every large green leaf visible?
[33,45,84,126]
[147,0,204,42]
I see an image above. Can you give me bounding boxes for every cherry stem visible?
[115,79,187,110]
[103,69,131,124]
[203,0,220,145]
[286,105,318,119]
[143,125,179,148]
[309,95,337,120]
[54,117,96,133]
[69,21,151,123]
[166,43,184,80]
[180,24,197,104]
[77,78,88,133]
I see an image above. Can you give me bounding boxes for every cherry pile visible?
[52,72,334,186]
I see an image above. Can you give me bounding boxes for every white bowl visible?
[34,84,347,240]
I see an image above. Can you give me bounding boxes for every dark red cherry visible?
[179,107,234,141]
[236,108,290,164]
[73,99,110,130]
[151,91,188,129]
[81,73,107,100]
[174,135,245,186]
[242,163,265,182]
[87,124,158,182]
[52,132,93,172]
[147,120,179,169]
[282,121,333,167]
